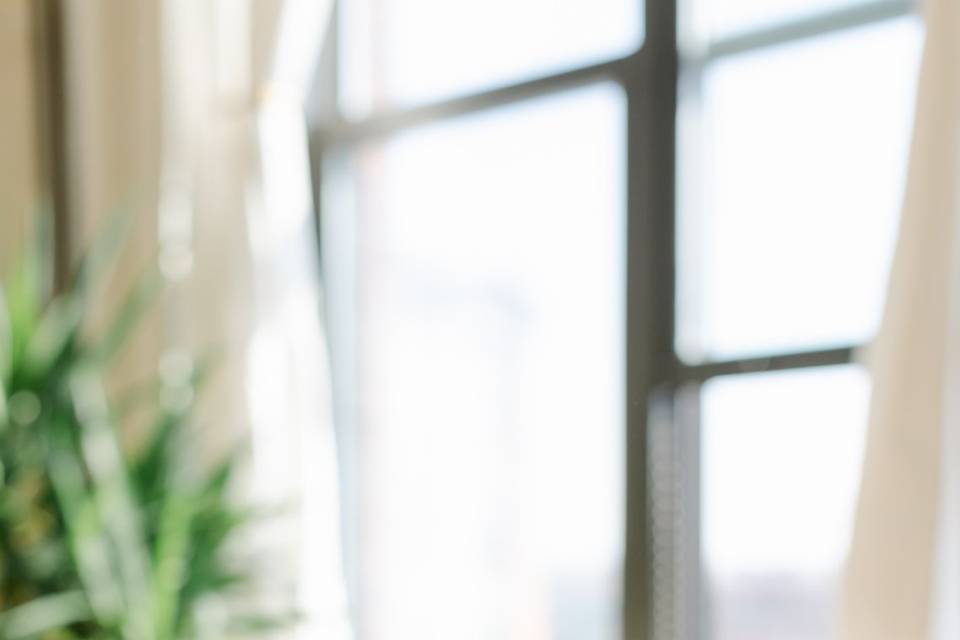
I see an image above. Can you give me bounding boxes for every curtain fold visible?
[841,0,960,637]
[159,1,350,635]
[5,1,349,636]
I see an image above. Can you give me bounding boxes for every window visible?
[311,0,922,638]
[325,86,627,639]
[669,2,921,639]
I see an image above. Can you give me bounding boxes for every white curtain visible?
[33,1,348,637]
[841,0,960,637]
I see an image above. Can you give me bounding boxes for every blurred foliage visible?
[0,222,281,639]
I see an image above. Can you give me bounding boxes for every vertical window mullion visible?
[623,0,679,638]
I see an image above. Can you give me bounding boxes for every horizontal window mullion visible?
[314,54,640,144]
[687,0,915,65]
[675,345,860,383]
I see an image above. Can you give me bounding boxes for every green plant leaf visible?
[150,493,195,640]
[68,210,134,303]
[68,367,155,640]
[0,219,289,640]
[0,590,92,639]
[46,426,124,628]
[226,610,302,635]
[0,283,12,391]
[25,292,84,379]
[130,412,182,512]
[5,240,44,374]
[94,266,163,366]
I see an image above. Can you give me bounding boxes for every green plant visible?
[0,225,278,639]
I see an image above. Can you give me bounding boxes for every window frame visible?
[307,0,918,638]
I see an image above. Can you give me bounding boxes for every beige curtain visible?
[0,0,42,270]
[4,1,349,636]
[840,0,960,638]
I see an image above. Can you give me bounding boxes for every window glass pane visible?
[677,18,922,361]
[701,366,870,640]
[691,0,888,40]
[329,84,626,639]
[339,0,641,116]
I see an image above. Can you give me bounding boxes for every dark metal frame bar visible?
[315,56,634,144]
[701,0,915,61]
[30,0,72,291]
[677,346,857,383]
[623,0,678,637]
